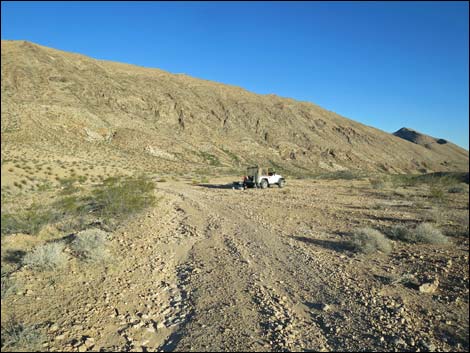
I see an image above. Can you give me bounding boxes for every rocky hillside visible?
[1,40,468,174]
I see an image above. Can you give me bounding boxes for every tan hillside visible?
[393,127,468,169]
[1,40,468,176]
[2,41,469,352]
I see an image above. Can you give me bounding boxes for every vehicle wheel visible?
[278,179,285,188]
[260,179,268,189]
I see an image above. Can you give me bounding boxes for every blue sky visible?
[2,1,469,149]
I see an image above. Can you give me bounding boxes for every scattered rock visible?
[419,278,439,294]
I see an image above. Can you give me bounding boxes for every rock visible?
[321,303,331,311]
[84,337,95,348]
[392,337,405,346]
[55,334,66,340]
[419,278,439,294]
[422,341,436,351]
[49,324,59,333]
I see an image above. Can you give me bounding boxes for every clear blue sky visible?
[2,1,469,149]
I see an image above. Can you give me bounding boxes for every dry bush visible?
[1,270,17,299]
[388,223,448,244]
[1,317,44,352]
[413,223,448,244]
[22,243,68,271]
[71,228,109,262]
[347,228,392,254]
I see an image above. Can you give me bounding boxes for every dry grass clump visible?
[22,242,68,271]
[71,228,109,262]
[347,228,392,254]
[388,223,448,244]
[1,317,44,351]
[413,223,448,244]
[1,269,18,299]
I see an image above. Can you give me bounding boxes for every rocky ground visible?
[1,177,469,352]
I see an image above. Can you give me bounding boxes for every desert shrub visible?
[22,243,68,271]
[90,176,156,219]
[71,228,109,262]
[36,181,53,192]
[387,225,410,242]
[198,151,221,166]
[347,228,392,254]
[413,223,448,244]
[429,185,446,202]
[315,170,362,180]
[1,270,17,299]
[448,185,465,193]
[1,205,57,236]
[369,177,386,189]
[59,177,80,195]
[388,223,448,244]
[1,318,44,352]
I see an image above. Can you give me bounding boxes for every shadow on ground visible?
[196,183,238,190]
[2,250,27,264]
[290,235,353,253]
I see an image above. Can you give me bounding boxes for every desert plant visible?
[89,176,156,220]
[412,223,448,244]
[429,185,446,202]
[387,224,409,242]
[1,205,57,236]
[22,242,68,271]
[1,317,43,351]
[347,228,392,254]
[71,228,109,262]
[369,177,386,189]
[448,185,465,193]
[1,269,17,299]
[388,223,448,244]
[315,170,363,180]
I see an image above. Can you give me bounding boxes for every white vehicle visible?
[242,166,286,189]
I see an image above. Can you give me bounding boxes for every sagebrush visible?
[347,228,392,254]
[71,228,109,262]
[22,243,68,271]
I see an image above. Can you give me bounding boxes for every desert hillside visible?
[1,40,468,177]
[1,40,469,353]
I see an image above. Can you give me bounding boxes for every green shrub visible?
[90,176,156,219]
[1,318,44,351]
[1,205,57,236]
[315,170,362,180]
[22,243,68,271]
[71,228,109,262]
[59,177,80,195]
[429,185,446,202]
[347,228,392,254]
[448,185,465,193]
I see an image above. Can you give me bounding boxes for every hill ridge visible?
[1,40,468,175]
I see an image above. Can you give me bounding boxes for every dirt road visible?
[3,178,468,352]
